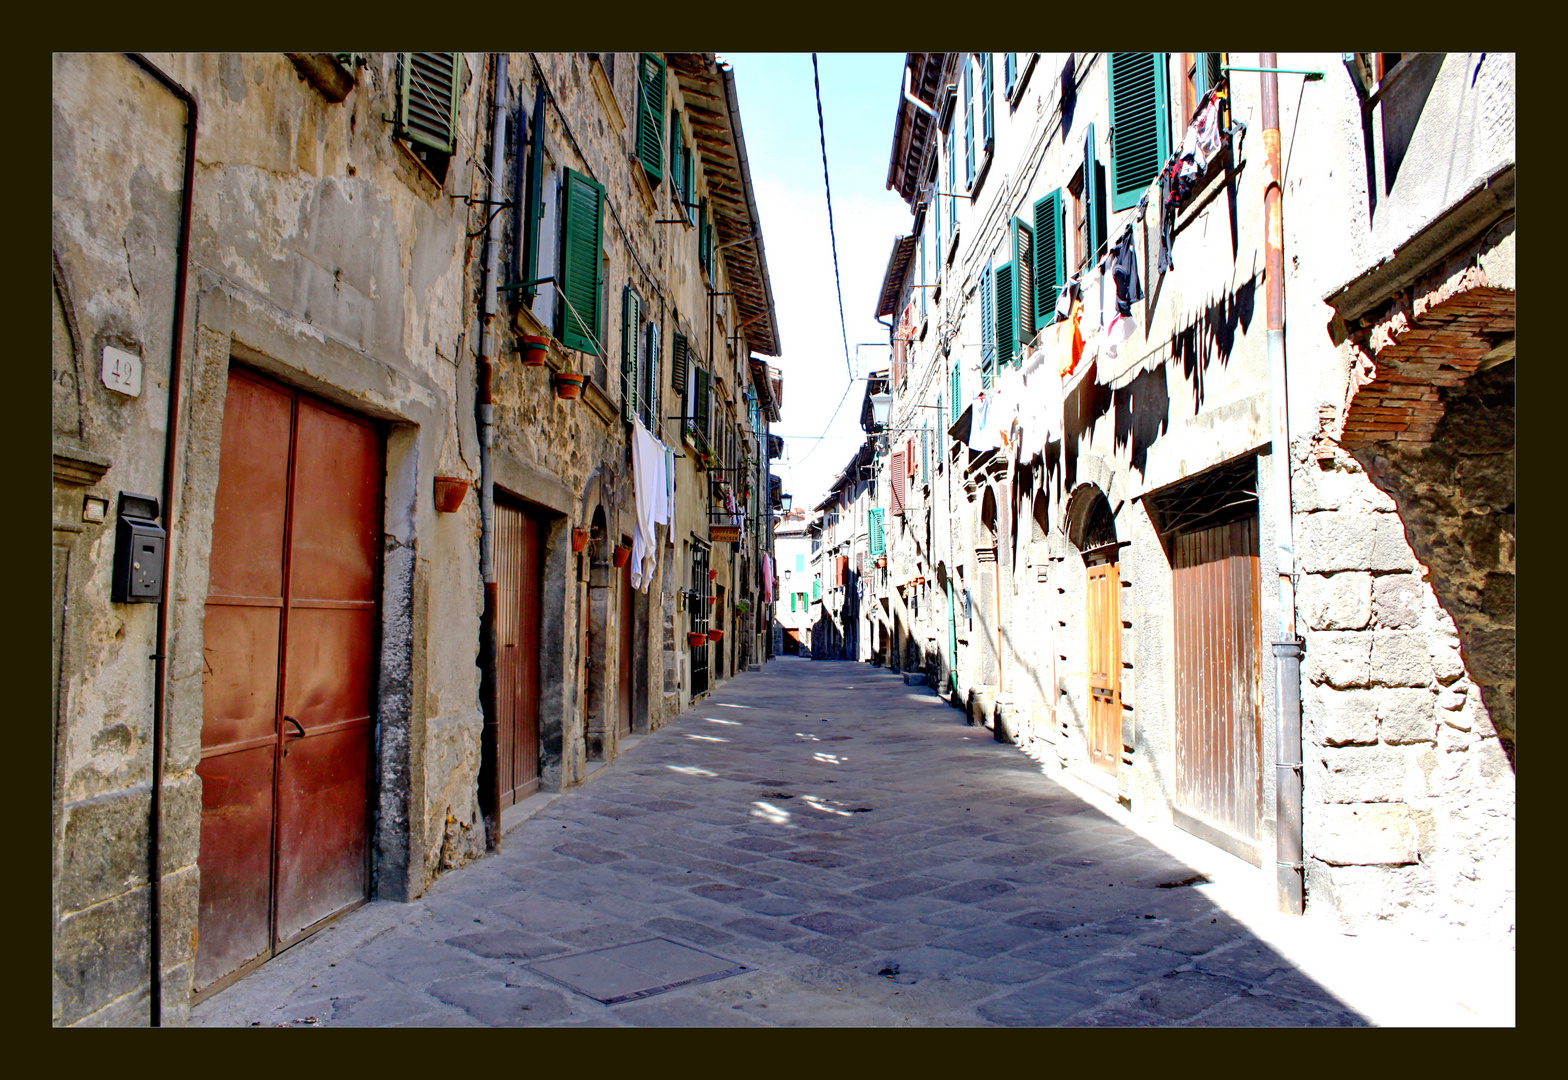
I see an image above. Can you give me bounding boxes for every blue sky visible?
[724,53,912,507]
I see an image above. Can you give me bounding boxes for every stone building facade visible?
[52,51,780,1026]
[872,52,1513,939]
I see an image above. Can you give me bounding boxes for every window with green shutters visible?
[951,361,962,415]
[994,263,1015,369]
[669,107,686,217]
[963,59,975,189]
[1032,189,1064,332]
[1108,53,1171,211]
[919,225,927,321]
[791,592,797,613]
[946,127,957,242]
[698,198,711,276]
[694,365,711,443]
[636,53,666,186]
[981,53,994,158]
[621,285,642,422]
[1084,123,1107,261]
[1011,217,1034,353]
[1004,53,1017,98]
[797,553,806,573]
[980,261,995,388]
[813,577,821,601]
[558,168,605,355]
[671,331,689,394]
[869,507,885,555]
[516,85,547,305]
[397,53,461,155]
[642,319,661,429]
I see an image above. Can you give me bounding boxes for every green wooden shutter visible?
[698,198,711,274]
[1005,53,1017,97]
[398,53,460,154]
[869,507,885,554]
[980,261,995,387]
[1011,217,1034,353]
[558,168,605,354]
[919,226,927,320]
[951,361,962,415]
[1085,122,1106,261]
[1032,189,1063,332]
[694,366,710,442]
[642,320,661,428]
[981,53,994,155]
[1108,52,1170,211]
[636,53,666,185]
[920,426,930,482]
[813,577,821,601]
[963,59,975,188]
[669,107,683,208]
[672,331,689,393]
[946,127,956,239]
[1193,53,1223,103]
[518,85,546,303]
[622,289,637,420]
[995,262,1015,370]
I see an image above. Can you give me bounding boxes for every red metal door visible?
[1173,516,1262,844]
[496,498,543,806]
[618,559,634,737]
[196,369,380,994]
[1085,558,1120,776]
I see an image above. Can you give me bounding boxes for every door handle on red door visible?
[284,716,306,737]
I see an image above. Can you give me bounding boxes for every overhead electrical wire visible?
[812,54,854,384]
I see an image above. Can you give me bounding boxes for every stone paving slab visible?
[190,657,1510,1027]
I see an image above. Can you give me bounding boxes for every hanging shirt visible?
[629,416,664,591]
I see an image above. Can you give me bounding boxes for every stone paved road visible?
[191,657,1370,1027]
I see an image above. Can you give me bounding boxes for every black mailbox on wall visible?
[112,492,166,603]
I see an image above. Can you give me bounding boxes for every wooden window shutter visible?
[1108,53,1170,212]
[1005,53,1017,97]
[963,59,975,188]
[642,319,661,428]
[907,437,916,476]
[980,262,995,386]
[558,168,605,355]
[951,362,962,416]
[1193,53,1223,106]
[890,450,906,515]
[994,262,1015,370]
[698,198,711,274]
[1084,122,1107,260]
[672,331,689,393]
[1011,217,1035,351]
[516,86,548,304]
[620,286,641,422]
[869,507,885,554]
[636,53,666,185]
[981,52,994,154]
[920,426,930,482]
[1032,189,1064,332]
[946,128,957,236]
[669,108,684,206]
[695,366,711,442]
[398,53,461,154]
[837,556,848,587]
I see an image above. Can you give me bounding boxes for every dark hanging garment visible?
[1112,230,1143,315]
[1157,169,1177,275]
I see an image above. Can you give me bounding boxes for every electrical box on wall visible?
[112,492,166,603]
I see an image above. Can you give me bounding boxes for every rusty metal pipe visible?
[1261,53,1304,916]
[124,52,196,1028]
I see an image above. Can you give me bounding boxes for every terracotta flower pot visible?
[520,334,549,366]
[707,596,717,606]
[707,629,724,642]
[686,632,707,647]
[876,557,887,568]
[571,527,589,552]
[612,544,632,567]
[433,476,469,513]
[708,569,719,581]
[554,372,587,399]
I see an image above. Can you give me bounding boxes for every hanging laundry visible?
[1112,226,1144,315]
[1055,298,1086,377]
[761,553,773,604]
[1193,89,1223,163]
[1157,169,1177,274]
[629,416,664,591]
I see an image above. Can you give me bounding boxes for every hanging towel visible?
[1193,90,1223,163]
[630,416,663,591]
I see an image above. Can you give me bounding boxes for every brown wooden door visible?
[618,558,634,737]
[196,369,380,993]
[496,498,544,806]
[1173,516,1262,842]
[1085,558,1120,776]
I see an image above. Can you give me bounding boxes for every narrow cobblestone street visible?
[188,659,1496,1027]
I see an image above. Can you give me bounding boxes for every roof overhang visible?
[749,356,781,422]
[875,234,919,319]
[886,53,952,206]
[668,54,781,356]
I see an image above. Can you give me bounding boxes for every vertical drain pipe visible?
[476,53,508,847]
[1261,53,1305,915]
[124,52,196,1027]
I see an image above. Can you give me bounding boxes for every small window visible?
[1184,53,1226,120]
[396,53,462,183]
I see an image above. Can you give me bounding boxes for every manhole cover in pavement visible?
[526,938,748,1005]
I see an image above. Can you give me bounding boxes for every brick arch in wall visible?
[1333,273,1516,765]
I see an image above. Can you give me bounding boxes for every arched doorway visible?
[1066,485,1121,777]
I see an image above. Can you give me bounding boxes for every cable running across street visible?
[812,54,854,383]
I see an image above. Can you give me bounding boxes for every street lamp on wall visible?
[780,494,793,512]
[869,391,892,429]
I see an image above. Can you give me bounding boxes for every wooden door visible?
[1085,558,1120,776]
[496,498,544,806]
[1173,516,1262,842]
[196,368,380,993]
[618,558,633,737]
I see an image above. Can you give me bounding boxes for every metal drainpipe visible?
[1261,53,1305,916]
[124,52,196,1029]
[477,53,508,847]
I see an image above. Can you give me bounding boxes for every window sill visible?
[1006,53,1039,111]
[590,56,626,132]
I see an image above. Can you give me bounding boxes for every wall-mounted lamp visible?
[869,391,892,428]
[780,494,793,512]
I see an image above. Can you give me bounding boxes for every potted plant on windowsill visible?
[734,598,751,616]
[554,368,588,398]
[612,542,632,567]
[686,631,707,647]
[572,527,589,552]
[520,334,550,366]
[707,628,724,642]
